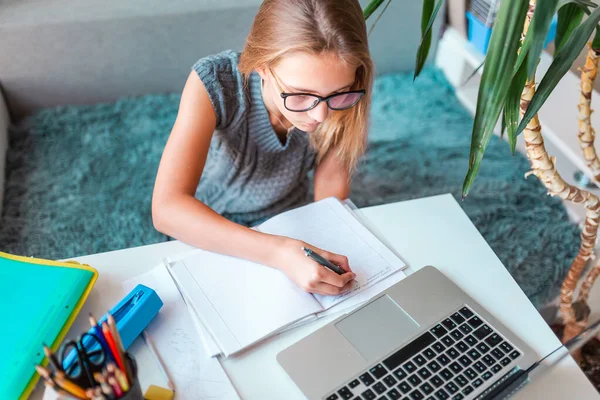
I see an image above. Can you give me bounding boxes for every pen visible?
[301,247,346,275]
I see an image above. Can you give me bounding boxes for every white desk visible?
[34,194,599,399]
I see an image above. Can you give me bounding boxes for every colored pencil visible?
[43,344,63,372]
[43,380,82,400]
[101,322,127,374]
[89,314,114,362]
[108,376,123,398]
[113,368,129,392]
[100,381,115,399]
[143,331,175,392]
[107,314,132,382]
[54,374,88,399]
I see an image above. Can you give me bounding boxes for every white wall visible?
[0,89,9,217]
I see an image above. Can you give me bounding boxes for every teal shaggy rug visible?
[0,68,580,307]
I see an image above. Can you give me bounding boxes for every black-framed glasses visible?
[269,68,365,112]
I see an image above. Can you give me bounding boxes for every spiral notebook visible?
[0,252,98,399]
[168,197,407,356]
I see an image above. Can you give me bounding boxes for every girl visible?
[152,0,373,296]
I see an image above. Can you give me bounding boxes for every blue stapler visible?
[62,284,163,369]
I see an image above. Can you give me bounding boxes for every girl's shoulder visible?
[192,50,241,77]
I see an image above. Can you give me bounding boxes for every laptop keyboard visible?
[325,305,522,400]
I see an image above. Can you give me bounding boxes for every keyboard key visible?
[473,325,492,340]
[417,367,432,380]
[454,374,468,387]
[431,375,445,387]
[373,382,387,395]
[461,385,474,395]
[467,348,482,360]
[485,333,503,347]
[450,312,465,324]
[437,354,451,366]
[483,355,495,366]
[435,388,450,399]
[491,348,504,360]
[476,343,490,353]
[404,361,417,374]
[510,350,521,360]
[442,336,455,347]
[463,368,477,380]
[500,342,514,353]
[431,325,448,338]
[491,364,502,373]
[349,379,360,388]
[383,332,436,372]
[408,375,422,386]
[463,335,477,347]
[421,382,434,395]
[362,388,376,400]
[423,348,437,360]
[327,394,339,400]
[383,375,397,387]
[338,387,353,399]
[410,389,425,400]
[414,354,427,366]
[467,316,483,328]
[442,318,457,330]
[500,357,512,367]
[455,342,469,353]
[370,364,388,379]
[450,330,464,340]
[387,388,401,400]
[440,368,454,380]
[449,362,463,373]
[458,324,473,334]
[394,368,407,380]
[444,381,459,394]
[473,361,487,373]
[398,381,412,394]
[472,378,483,388]
[360,372,375,386]
[379,396,389,400]
[458,355,471,367]
[459,307,474,319]
[447,348,460,359]
[482,371,493,380]
[427,360,441,373]
[452,395,464,400]
[433,342,446,353]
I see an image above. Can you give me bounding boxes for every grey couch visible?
[0,0,442,218]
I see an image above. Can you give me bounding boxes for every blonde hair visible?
[238,0,373,172]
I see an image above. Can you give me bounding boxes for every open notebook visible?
[168,197,406,356]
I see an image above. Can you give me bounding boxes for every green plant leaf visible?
[363,0,385,20]
[462,0,529,198]
[414,0,444,80]
[556,4,585,53]
[461,60,485,87]
[517,4,600,135]
[593,26,600,50]
[558,0,597,8]
[506,54,529,154]
[501,109,507,139]
[526,0,560,78]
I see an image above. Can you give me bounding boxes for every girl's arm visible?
[152,72,354,295]
[313,147,351,201]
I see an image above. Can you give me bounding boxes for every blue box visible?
[467,11,557,55]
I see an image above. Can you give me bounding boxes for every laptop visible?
[277,265,591,400]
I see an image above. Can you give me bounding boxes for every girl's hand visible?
[274,238,355,295]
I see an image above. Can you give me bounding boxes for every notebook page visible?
[257,197,406,310]
[173,249,323,355]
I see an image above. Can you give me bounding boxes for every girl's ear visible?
[256,66,268,80]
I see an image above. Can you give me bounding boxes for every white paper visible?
[257,197,406,309]
[122,264,239,400]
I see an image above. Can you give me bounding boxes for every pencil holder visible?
[120,353,143,400]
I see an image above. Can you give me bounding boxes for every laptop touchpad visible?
[335,295,420,361]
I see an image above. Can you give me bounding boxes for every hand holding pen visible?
[273,238,355,296]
